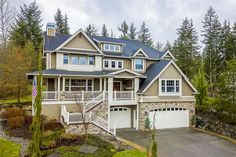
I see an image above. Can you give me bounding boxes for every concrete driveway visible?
[117,128,236,157]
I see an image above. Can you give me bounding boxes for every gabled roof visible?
[43,31,166,59]
[132,48,148,58]
[138,60,171,93]
[108,69,145,78]
[160,50,176,60]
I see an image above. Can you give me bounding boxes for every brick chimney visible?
[46,22,56,36]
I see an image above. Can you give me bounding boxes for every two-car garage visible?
[149,108,189,129]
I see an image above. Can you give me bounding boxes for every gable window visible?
[63,54,69,64]
[104,60,109,68]
[118,61,122,68]
[160,79,181,95]
[88,56,95,65]
[134,59,144,71]
[103,44,121,52]
[111,61,116,68]
[71,55,79,64]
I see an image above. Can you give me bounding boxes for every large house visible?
[27,23,197,135]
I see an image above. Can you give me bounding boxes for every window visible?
[104,60,109,68]
[67,79,93,91]
[88,56,95,65]
[103,60,123,69]
[103,44,121,52]
[134,59,144,71]
[71,55,79,64]
[79,56,87,65]
[160,79,180,95]
[63,54,69,64]
[111,61,116,68]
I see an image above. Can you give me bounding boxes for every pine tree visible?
[118,20,129,39]
[85,24,98,36]
[172,18,200,79]
[163,41,172,51]
[138,22,153,46]
[101,24,109,37]
[129,23,137,40]
[202,6,222,96]
[62,13,70,34]
[11,1,42,50]
[54,8,64,34]
[155,41,163,51]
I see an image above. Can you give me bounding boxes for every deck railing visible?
[112,91,135,101]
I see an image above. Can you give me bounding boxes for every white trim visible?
[133,58,145,72]
[103,43,121,52]
[53,50,103,56]
[61,47,98,52]
[159,79,182,96]
[161,50,176,60]
[93,38,126,46]
[132,48,148,58]
[143,60,197,93]
[109,69,142,76]
[55,29,103,54]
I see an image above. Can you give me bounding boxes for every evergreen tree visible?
[110,29,115,38]
[118,20,129,39]
[202,6,222,96]
[129,23,137,40]
[155,41,163,51]
[163,40,172,51]
[11,1,42,51]
[138,22,153,46]
[172,18,200,79]
[28,45,43,157]
[85,24,98,36]
[62,13,70,34]
[54,8,64,34]
[101,24,109,37]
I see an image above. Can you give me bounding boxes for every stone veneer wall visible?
[138,102,195,130]
[66,101,109,135]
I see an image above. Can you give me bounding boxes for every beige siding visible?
[51,53,56,68]
[182,79,193,96]
[146,60,156,69]
[94,78,100,91]
[64,32,97,50]
[47,28,55,36]
[116,71,134,77]
[145,79,159,96]
[160,64,181,79]
[42,104,61,120]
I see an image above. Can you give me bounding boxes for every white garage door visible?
[149,108,189,129]
[110,107,131,129]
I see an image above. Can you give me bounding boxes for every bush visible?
[144,117,151,129]
[7,116,25,129]
[59,133,84,146]
[42,119,63,131]
[41,140,57,150]
[5,107,25,118]
[85,135,114,150]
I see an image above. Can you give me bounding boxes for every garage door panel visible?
[110,107,131,129]
[149,109,189,129]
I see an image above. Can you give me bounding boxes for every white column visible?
[136,103,139,130]
[62,77,65,91]
[134,77,139,93]
[99,78,103,91]
[57,77,60,101]
[108,77,113,102]
[103,78,107,91]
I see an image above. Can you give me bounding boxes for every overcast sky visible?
[11,0,236,47]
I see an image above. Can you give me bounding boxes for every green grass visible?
[0,138,21,157]
[113,150,147,157]
[0,95,32,104]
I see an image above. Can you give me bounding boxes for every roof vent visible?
[46,22,56,37]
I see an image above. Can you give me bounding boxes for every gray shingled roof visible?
[138,60,171,93]
[43,32,166,59]
[27,69,112,77]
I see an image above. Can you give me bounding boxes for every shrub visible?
[42,119,63,131]
[40,140,56,150]
[191,115,196,126]
[85,135,114,150]
[5,107,25,118]
[7,116,25,129]
[25,115,33,126]
[144,117,151,129]
[59,133,84,145]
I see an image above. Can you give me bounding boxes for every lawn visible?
[113,150,147,157]
[0,138,21,157]
[0,95,32,104]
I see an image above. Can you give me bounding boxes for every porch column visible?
[108,77,113,103]
[103,78,107,91]
[57,77,60,101]
[62,77,65,91]
[134,77,139,93]
[136,103,139,130]
[99,78,103,91]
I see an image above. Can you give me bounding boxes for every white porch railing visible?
[42,91,58,100]
[112,90,135,101]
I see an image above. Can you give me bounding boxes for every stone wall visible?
[139,102,195,130]
[196,116,236,139]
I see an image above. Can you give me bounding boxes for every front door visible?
[113,82,121,91]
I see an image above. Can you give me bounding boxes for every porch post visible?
[62,77,65,91]
[108,77,113,103]
[136,103,139,130]
[99,78,102,91]
[103,78,106,91]
[57,77,60,101]
[134,77,139,93]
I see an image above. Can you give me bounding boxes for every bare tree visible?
[0,0,15,47]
